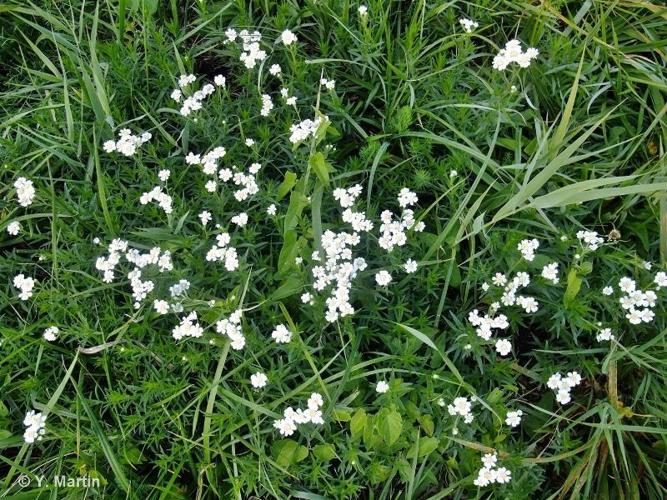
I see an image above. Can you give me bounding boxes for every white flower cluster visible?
[172,311,204,340]
[459,18,479,33]
[501,272,537,312]
[517,238,539,261]
[103,129,151,156]
[273,392,324,437]
[375,270,392,286]
[23,410,47,444]
[13,273,36,300]
[6,221,21,235]
[576,230,604,251]
[280,29,298,46]
[469,269,537,356]
[311,196,369,323]
[378,201,424,253]
[541,262,559,284]
[14,177,35,207]
[596,327,614,342]
[95,240,174,309]
[224,29,267,68]
[205,232,239,271]
[492,39,539,71]
[474,453,512,487]
[260,93,274,116]
[447,396,474,423]
[186,147,227,175]
[505,409,523,427]
[43,326,59,342]
[139,186,173,214]
[280,87,297,106]
[271,323,292,344]
[289,116,325,144]
[320,77,335,90]
[216,309,245,350]
[468,309,509,341]
[618,277,658,325]
[547,371,582,405]
[376,381,389,393]
[250,372,268,388]
[170,74,219,116]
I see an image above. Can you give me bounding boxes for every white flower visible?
[158,169,171,182]
[153,299,169,315]
[375,270,392,286]
[7,221,21,235]
[273,417,297,436]
[505,410,523,427]
[269,64,282,75]
[495,339,512,356]
[482,452,497,468]
[493,39,538,70]
[266,204,277,216]
[556,389,571,404]
[397,187,418,208]
[280,29,298,46]
[376,381,389,393]
[517,238,539,261]
[199,211,212,226]
[250,372,268,389]
[404,259,418,274]
[602,286,613,296]
[358,5,368,16]
[596,328,614,342]
[214,74,226,87]
[576,230,604,250]
[654,271,667,288]
[541,262,559,284]
[231,212,249,227]
[245,138,255,147]
[14,177,36,207]
[23,410,47,443]
[271,324,292,344]
[459,18,479,33]
[43,326,59,342]
[492,273,507,286]
[308,392,324,409]
[495,467,511,484]
[447,396,474,422]
[178,74,196,88]
[289,116,325,144]
[618,277,636,293]
[260,93,274,116]
[13,273,36,300]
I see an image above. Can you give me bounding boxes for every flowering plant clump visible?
[1,2,666,498]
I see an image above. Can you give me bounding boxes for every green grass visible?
[1,0,666,498]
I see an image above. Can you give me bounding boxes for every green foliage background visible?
[0,0,666,498]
